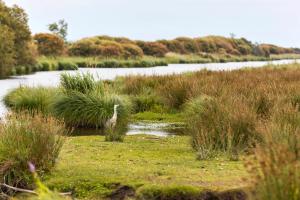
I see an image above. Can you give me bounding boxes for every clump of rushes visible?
[246,123,300,200]
[57,61,78,71]
[52,92,132,135]
[184,96,259,159]
[60,72,103,94]
[0,113,66,192]
[58,73,131,141]
[4,86,59,115]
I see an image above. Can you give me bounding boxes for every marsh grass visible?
[4,86,59,115]
[119,64,300,157]
[0,113,66,191]
[246,120,300,200]
[52,91,132,133]
[60,72,103,94]
[184,96,259,160]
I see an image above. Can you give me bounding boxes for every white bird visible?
[105,104,119,129]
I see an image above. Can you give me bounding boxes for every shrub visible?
[0,1,35,78]
[60,72,103,94]
[175,37,200,54]
[99,40,124,57]
[0,113,65,189]
[0,25,15,77]
[137,42,168,57]
[158,40,187,54]
[57,61,78,70]
[40,61,52,71]
[34,33,65,56]
[68,39,99,57]
[4,86,59,115]
[122,43,144,58]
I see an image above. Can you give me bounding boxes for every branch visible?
[0,183,72,196]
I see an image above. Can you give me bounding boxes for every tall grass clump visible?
[246,111,300,200]
[4,86,59,115]
[60,72,103,94]
[158,76,195,109]
[0,113,66,191]
[52,92,131,140]
[184,96,259,159]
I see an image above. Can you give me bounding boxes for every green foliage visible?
[34,33,65,56]
[52,92,131,129]
[60,72,102,94]
[184,96,259,159]
[4,86,59,115]
[0,113,65,188]
[0,25,15,77]
[48,19,68,41]
[132,93,164,113]
[57,61,78,70]
[0,1,35,77]
[185,97,258,159]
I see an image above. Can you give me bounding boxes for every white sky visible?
[4,0,300,47]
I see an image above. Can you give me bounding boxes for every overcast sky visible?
[4,0,300,47]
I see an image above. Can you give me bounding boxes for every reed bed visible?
[3,86,59,115]
[0,113,66,190]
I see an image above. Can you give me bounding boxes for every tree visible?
[0,0,35,77]
[48,19,68,41]
[0,26,15,77]
[34,33,65,56]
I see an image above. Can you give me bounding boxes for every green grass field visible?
[44,135,247,199]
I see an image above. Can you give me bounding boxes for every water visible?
[72,121,184,137]
[0,59,299,117]
[127,122,185,137]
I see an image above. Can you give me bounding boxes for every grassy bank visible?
[4,53,299,78]
[44,135,247,199]
[37,53,300,70]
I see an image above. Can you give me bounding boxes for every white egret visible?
[105,104,119,129]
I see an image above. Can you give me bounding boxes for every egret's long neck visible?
[112,107,118,119]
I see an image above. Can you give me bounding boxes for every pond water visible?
[127,122,185,137]
[72,122,184,137]
[0,59,299,135]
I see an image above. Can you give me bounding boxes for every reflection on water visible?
[0,59,299,117]
[127,122,185,137]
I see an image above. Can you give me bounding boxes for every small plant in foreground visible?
[0,113,66,191]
